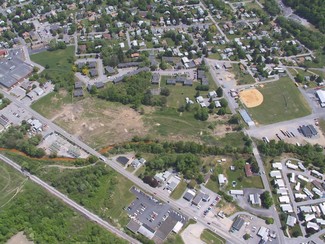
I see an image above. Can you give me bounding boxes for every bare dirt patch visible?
[6,232,33,244]
[216,202,238,216]
[239,89,263,108]
[54,98,148,149]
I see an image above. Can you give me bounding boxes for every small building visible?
[89,68,98,77]
[286,216,296,227]
[192,192,204,206]
[272,162,282,170]
[298,175,309,182]
[270,170,282,179]
[294,193,307,200]
[183,190,195,202]
[116,156,129,166]
[274,179,285,188]
[105,66,116,75]
[257,226,269,242]
[312,180,323,190]
[245,164,253,177]
[152,73,160,84]
[305,214,316,222]
[75,81,83,89]
[277,188,288,196]
[249,193,261,206]
[73,89,84,97]
[231,216,245,232]
[290,173,296,183]
[286,162,298,170]
[223,63,232,70]
[280,204,293,213]
[279,196,290,204]
[229,190,244,195]
[218,174,227,185]
[299,206,313,213]
[307,222,319,231]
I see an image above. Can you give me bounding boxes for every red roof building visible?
[245,164,253,177]
[0,49,8,58]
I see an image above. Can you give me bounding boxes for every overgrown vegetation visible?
[282,0,325,33]
[98,72,166,107]
[0,124,45,158]
[0,163,125,244]
[276,17,325,50]
[258,140,325,172]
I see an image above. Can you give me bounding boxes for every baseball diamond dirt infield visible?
[239,89,264,108]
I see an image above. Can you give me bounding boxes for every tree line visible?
[258,140,325,172]
[276,16,325,50]
[283,0,325,33]
[98,71,166,107]
[0,123,45,158]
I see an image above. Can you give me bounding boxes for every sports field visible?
[247,77,311,124]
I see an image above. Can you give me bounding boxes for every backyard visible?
[247,77,311,124]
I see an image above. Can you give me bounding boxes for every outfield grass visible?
[0,161,26,207]
[31,90,73,119]
[247,77,311,124]
[232,63,255,85]
[170,180,187,199]
[200,229,226,244]
[144,107,209,138]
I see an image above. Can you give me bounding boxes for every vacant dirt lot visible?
[239,89,263,108]
[54,98,148,149]
[6,232,33,244]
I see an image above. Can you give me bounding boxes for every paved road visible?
[0,89,245,244]
[251,144,286,244]
[0,154,139,244]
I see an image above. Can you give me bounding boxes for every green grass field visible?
[200,229,226,244]
[247,77,311,124]
[144,108,209,138]
[0,161,26,207]
[160,76,199,108]
[232,64,255,85]
[170,180,187,199]
[31,90,73,119]
[31,46,75,74]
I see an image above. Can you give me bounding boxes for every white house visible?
[270,170,282,179]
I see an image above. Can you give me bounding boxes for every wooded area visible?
[283,0,325,33]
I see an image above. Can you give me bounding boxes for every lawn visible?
[247,77,311,124]
[170,180,187,199]
[144,107,209,139]
[208,52,222,60]
[206,178,220,193]
[200,229,226,244]
[31,90,73,119]
[0,161,26,207]
[160,76,199,108]
[231,63,255,85]
[30,46,75,82]
[225,166,264,190]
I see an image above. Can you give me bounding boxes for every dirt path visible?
[6,232,33,244]
[181,223,205,244]
[43,163,96,170]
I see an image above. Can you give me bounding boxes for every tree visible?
[295,73,304,83]
[160,87,170,96]
[216,87,223,97]
[220,98,228,108]
[260,191,273,209]
[243,233,250,240]
[251,161,260,173]
[195,108,209,121]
